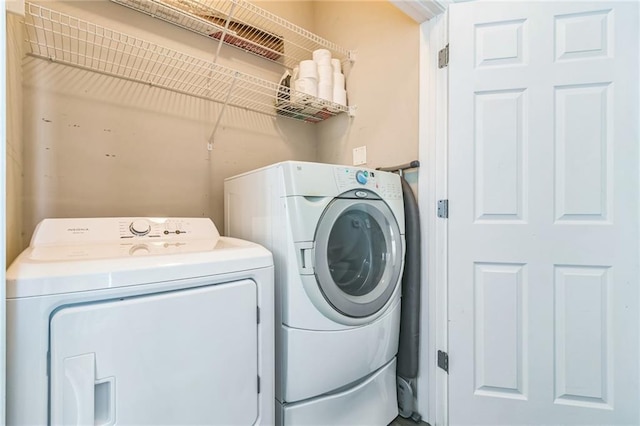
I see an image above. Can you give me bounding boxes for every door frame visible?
[417,8,449,426]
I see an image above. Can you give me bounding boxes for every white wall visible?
[18,0,422,242]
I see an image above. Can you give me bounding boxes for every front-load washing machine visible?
[6,217,274,426]
[224,161,405,425]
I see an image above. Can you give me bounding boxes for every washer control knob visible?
[129,219,151,236]
[355,170,368,185]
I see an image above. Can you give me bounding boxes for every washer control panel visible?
[334,167,402,200]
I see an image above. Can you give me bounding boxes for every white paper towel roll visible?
[333,72,345,89]
[313,49,331,64]
[331,58,342,73]
[318,82,333,102]
[299,60,318,80]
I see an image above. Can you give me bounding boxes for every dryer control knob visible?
[129,219,151,236]
[355,170,368,185]
[129,244,151,256]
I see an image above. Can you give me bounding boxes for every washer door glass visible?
[314,198,403,318]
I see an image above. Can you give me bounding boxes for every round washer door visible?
[314,197,403,318]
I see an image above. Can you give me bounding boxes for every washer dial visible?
[355,170,368,185]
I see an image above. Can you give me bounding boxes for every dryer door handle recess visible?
[60,353,96,425]
[54,353,116,426]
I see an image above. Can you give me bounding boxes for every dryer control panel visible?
[119,218,200,239]
[28,217,221,261]
[334,167,403,201]
[31,217,220,246]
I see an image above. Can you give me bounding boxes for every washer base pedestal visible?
[278,358,398,426]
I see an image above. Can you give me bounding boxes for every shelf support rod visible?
[207,71,240,151]
[213,1,238,64]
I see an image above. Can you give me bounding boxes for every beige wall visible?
[17,0,420,244]
[6,10,24,265]
[314,1,420,169]
[21,0,318,241]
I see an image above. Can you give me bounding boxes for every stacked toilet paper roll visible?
[333,71,346,106]
[298,60,317,80]
[291,48,347,108]
[293,60,317,104]
[314,49,333,102]
[312,48,331,64]
[329,56,347,106]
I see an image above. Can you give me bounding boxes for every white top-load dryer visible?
[225,161,405,425]
[6,217,274,426]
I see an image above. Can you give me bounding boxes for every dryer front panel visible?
[49,281,259,425]
[313,195,403,319]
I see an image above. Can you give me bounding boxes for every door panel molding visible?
[448,1,638,424]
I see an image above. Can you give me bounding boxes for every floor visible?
[389,416,430,426]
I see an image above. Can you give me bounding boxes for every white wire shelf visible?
[24,2,350,124]
[110,0,354,69]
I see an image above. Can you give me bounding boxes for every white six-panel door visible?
[448,1,639,424]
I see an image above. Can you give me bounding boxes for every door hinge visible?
[437,199,449,218]
[438,350,449,373]
[438,44,449,68]
[257,306,260,324]
[257,375,261,393]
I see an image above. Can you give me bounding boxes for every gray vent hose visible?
[397,176,421,379]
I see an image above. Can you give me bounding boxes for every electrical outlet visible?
[353,146,367,166]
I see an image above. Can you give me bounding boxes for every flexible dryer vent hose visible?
[397,176,421,379]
